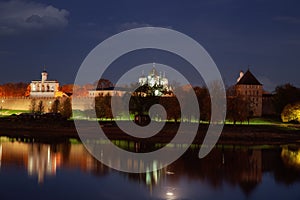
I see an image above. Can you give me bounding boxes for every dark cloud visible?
[0,0,69,36]
[118,22,153,31]
[273,16,300,24]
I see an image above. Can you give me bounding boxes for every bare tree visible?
[159,97,181,123]
[29,99,37,113]
[50,99,60,113]
[37,100,45,114]
[227,86,248,124]
[194,86,211,122]
[0,82,28,97]
[95,79,114,90]
[60,98,72,119]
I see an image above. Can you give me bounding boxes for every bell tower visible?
[41,68,48,83]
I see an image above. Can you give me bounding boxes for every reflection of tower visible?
[0,144,2,168]
[27,144,58,184]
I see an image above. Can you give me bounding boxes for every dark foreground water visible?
[0,137,300,200]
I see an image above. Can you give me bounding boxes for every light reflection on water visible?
[0,137,300,200]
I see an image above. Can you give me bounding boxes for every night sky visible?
[0,0,300,92]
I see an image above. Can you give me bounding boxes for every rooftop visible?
[236,70,262,85]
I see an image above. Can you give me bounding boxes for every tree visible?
[60,98,72,119]
[128,84,162,118]
[207,80,227,124]
[95,79,114,90]
[29,99,37,113]
[273,83,300,115]
[159,97,181,123]
[72,84,94,97]
[94,93,117,120]
[61,84,74,95]
[25,85,31,97]
[227,96,249,125]
[129,95,159,115]
[0,82,28,97]
[281,102,300,123]
[95,94,106,119]
[226,86,249,124]
[111,95,125,119]
[103,94,113,120]
[194,86,211,122]
[50,99,60,113]
[37,100,45,114]
[133,84,152,97]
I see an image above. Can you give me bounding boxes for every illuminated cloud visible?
[0,0,69,35]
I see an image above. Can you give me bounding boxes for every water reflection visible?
[0,137,300,199]
[0,138,110,184]
[27,144,57,183]
[281,146,300,170]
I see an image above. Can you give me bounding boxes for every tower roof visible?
[42,66,47,73]
[236,70,262,85]
[150,67,158,76]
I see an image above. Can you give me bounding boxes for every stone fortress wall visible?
[0,97,94,112]
[0,97,58,111]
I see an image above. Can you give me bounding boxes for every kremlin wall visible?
[0,96,94,112]
[0,67,275,117]
[0,69,77,112]
[0,66,173,112]
[0,97,67,112]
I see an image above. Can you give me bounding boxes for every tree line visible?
[90,83,300,124]
[274,83,300,123]
[1,80,300,123]
[90,85,221,123]
[29,98,72,119]
[0,82,29,97]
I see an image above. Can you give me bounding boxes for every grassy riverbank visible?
[0,118,299,145]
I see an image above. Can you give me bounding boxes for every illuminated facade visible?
[89,64,172,97]
[138,63,171,96]
[88,87,126,97]
[235,70,263,117]
[30,69,60,97]
[139,66,168,88]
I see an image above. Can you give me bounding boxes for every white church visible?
[88,63,172,97]
[138,63,171,96]
[29,69,61,97]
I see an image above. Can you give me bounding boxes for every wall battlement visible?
[0,96,94,112]
[0,97,66,111]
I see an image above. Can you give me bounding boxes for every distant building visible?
[88,87,127,97]
[262,92,276,116]
[235,70,263,117]
[138,63,172,96]
[30,69,66,97]
[89,63,172,97]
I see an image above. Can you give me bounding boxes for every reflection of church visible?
[29,69,64,97]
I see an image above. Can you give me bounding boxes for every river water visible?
[0,137,299,200]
